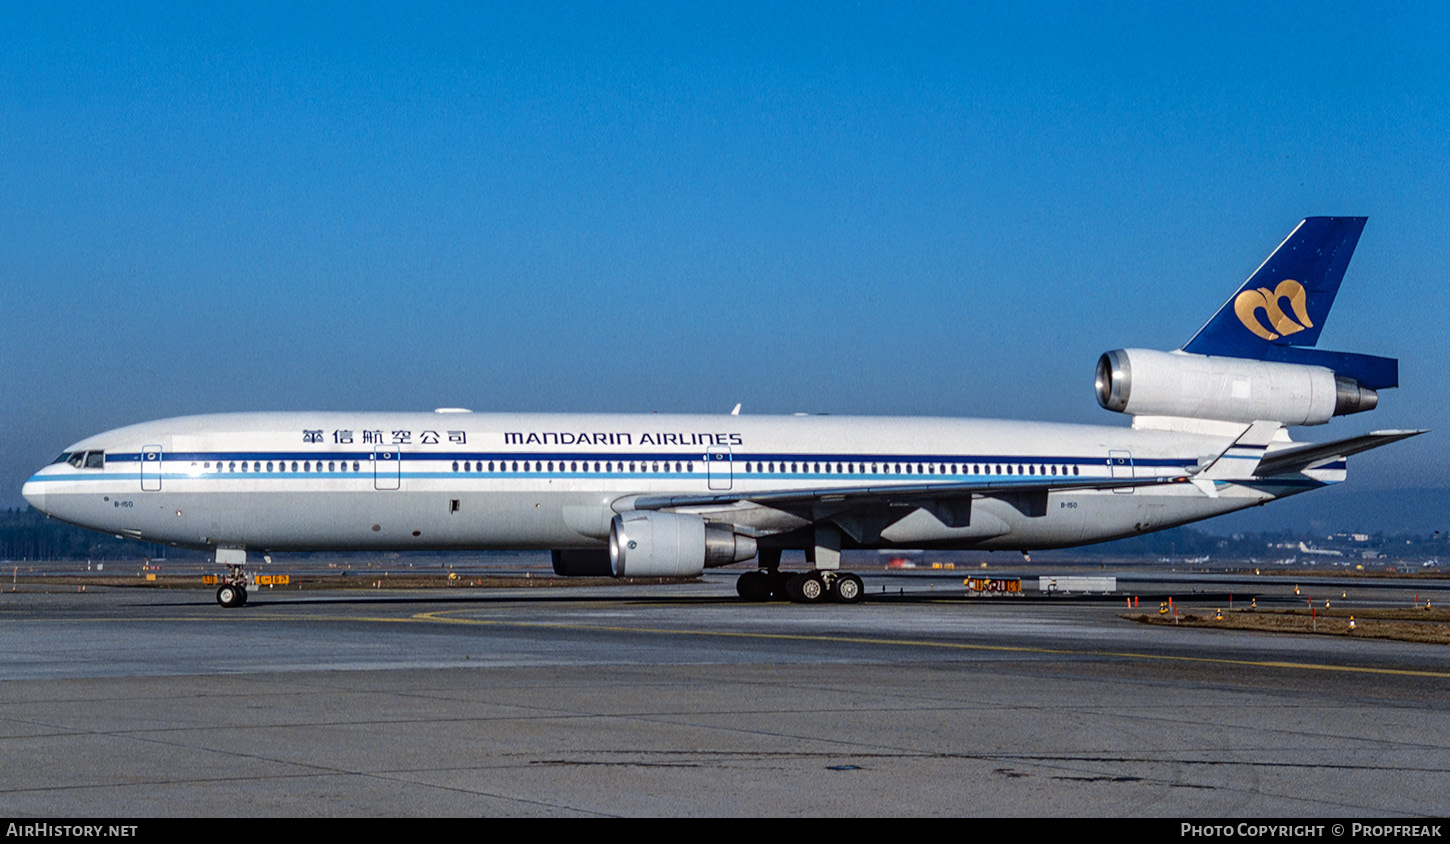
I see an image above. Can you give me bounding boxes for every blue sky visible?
[2,2,1446,514]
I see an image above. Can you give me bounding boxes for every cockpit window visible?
[64,451,105,469]
[52,452,72,465]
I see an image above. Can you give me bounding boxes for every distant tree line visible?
[0,508,181,561]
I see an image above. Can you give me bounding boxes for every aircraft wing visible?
[1255,429,1427,477]
[626,473,1189,513]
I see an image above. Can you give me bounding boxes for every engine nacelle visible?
[1095,348,1377,425]
[609,511,758,578]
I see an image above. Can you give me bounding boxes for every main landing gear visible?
[736,530,865,605]
[735,569,864,604]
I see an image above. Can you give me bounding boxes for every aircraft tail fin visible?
[1180,216,1397,390]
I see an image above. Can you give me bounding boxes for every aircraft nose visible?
[21,477,46,514]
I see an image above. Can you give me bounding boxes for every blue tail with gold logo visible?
[1181,216,1397,389]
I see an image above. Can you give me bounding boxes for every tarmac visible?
[1,569,1447,817]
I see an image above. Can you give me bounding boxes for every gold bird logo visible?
[1233,279,1313,341]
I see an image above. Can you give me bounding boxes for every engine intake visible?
[1096,348,1377,425]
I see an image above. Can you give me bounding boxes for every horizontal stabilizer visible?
[1256,429,1427,477]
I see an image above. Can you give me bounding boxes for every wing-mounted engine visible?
[609,511,757,577]
[1095,349,1377,425]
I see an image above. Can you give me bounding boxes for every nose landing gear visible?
[213,553,250,608]
[215,583,248,608]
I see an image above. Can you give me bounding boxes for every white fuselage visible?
[21,410,1332,555]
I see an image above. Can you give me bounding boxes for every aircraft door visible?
[1108,449,1134,494]
[140,445,162,491]
[707,446,732,490]
[373,446,401,490]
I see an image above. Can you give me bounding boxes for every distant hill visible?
[1194,486,1449,535]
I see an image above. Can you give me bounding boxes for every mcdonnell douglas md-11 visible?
[23,217,1422,607]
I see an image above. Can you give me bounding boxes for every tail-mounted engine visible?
[1095,348,1377,426]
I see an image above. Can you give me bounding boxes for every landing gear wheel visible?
[787,572,828,604]
[736,571,771,602]
[216,584,248,608]
[831,573,864,604]
[767,571,791,601]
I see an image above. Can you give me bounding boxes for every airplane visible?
[21,216,1423,608]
